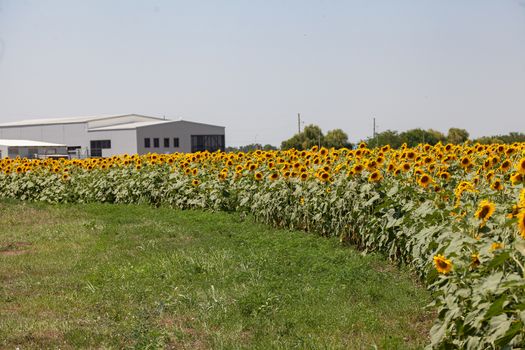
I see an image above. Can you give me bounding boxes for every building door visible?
[191,135,225,152]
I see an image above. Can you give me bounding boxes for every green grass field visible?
[0,200,433,349]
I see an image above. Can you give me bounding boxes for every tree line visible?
[365,128,525,148]
[226,125,525,151]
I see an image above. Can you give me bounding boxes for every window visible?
[90,140,111,149]
[190,135,225,152]
[144,138,151,148]
[153,138,159,148]
[164,138,170,147]
[90,140,111,157]
[90,149,102,157]
[173,138,179,147]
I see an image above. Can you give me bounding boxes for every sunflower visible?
[460,156,472,169]
[254,172,263,181]
[192,179,200,186]
[515,158,525,175]
[299,172,309,181]
[475,200,496,222]
[418,174,432,188]
[439,171,451,181]
[269,173,279,181]
[368,170,382,183]
[510,173,523,185]
[319,172,330,181]
[490,242,504,251]
[491,180,503,191]
[433,254,453,274]
[518,210,525,239]
[353,164,364,173]
[470,254,480,268]
[62,173,70,181]
[499,160,511,172]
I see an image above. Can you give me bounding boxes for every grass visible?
[0,200,433,349]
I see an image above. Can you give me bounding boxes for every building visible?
[0,114,225,157]
[0,139,67,159]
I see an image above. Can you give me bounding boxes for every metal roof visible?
[88,120,172,131]
[0,139,66,147]
[0,114,164,127]
[88,119,225,131]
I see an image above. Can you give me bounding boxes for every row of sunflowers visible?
[1,142,525,348]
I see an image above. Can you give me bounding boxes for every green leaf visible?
[480,271,503,294]
[386,185,398,197]
[487,314,511,344]
[487,252,510,270]
[484,294,506,320]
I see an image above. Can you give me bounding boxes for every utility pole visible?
[298,113,301,133]
[373,117,378,147]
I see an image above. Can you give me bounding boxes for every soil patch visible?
[0,241,32,256]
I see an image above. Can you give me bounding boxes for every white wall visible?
[136,120,225,154]
[87,129,138,157]
[0,123,90,149]
[0,145,7,159]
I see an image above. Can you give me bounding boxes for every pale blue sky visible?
[0,0,524,146]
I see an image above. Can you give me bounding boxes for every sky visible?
[0,0,524,147]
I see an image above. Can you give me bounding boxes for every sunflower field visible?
[1,142,525,348]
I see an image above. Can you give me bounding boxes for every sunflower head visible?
[475,200,496,222]
[490,242,504,251]
[471,254,480,268]
[517,158,525,175]
[439,171,451,181]
[518,210,525,239]
[368,170,382,183]
[460,156,472,168]
[418,174,432,188]
[353,164,364,173]
[319,171,330,181]
[500,160,511,172]
[510,173,523,185]
[433,254,453,274]
[491,180,503,191]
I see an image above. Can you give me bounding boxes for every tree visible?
[225,143,277,152]
[365,130,402,149]
[324,129,352,149]
[281,124,324,150]
[262,144,278,151]
[399,128,445,147]
[446,128,469,144]
[428,129,446,144]
[472,132,525,144]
